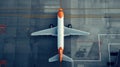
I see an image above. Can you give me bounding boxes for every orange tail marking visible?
[58,47,63,62]
[58,8,64,18]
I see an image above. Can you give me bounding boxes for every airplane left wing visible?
[64,27,90,36]
[31,27,57,36]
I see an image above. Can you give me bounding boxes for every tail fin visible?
[48,54,73,62]
[63,54,73,62]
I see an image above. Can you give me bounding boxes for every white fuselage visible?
[57,16,64,49]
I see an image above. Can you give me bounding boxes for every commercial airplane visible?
[31,8,90,62]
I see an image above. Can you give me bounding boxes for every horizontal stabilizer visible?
[49,54,59,62]
[63,54,73,62]
[31,27,57,36]
[64,27,90,36]
[48,54,73,62]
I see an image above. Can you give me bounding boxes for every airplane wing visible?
[64,27,90,36]
[31,27,57,36]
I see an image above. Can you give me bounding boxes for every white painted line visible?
[99,34,120,67]
[98,34,120,63]
[98,34,120,35]
[71,34,120,67]
[72,59,101,62]
[72,61,74,67]
[108,43,111,67]
[109,43,120,45]
[98,34,102,61]
[71,34,102,63]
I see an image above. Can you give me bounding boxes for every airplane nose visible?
[58,8,63,11]
[58,8,64,18]
[58,11,64,18]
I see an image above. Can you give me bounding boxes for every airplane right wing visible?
[31,27,57,36]
[64,27,90,36]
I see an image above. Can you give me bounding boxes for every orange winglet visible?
[58,8,64,18]
[58,47,63,62]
